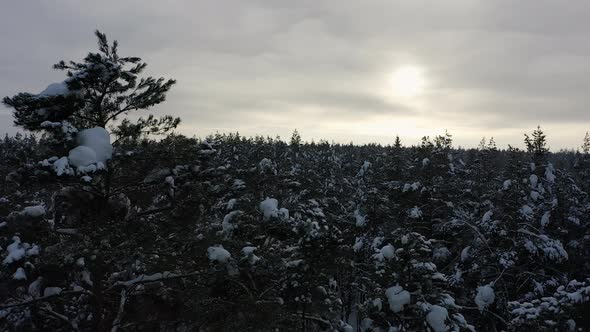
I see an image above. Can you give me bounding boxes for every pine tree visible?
[478,137,487,151]
[578,132,590,191]
[582,132,590,154]
[1,31,179,330]
[487,137,497,151]
[3,30,178,145]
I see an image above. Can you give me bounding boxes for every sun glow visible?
[390,65,426,98]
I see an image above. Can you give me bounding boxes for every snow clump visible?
[385,285,411,312]
[21,205,46,218]
[475,284,496,312]
[425,305,449,332]
[207,245,231,263]
[69,127,112,168]
[260,198,289,221]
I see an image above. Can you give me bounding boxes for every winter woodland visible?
[0,32,589,331]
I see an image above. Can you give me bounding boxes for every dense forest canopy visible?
[1,32,589,332]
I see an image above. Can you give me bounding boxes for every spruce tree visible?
[394,135,402,149]
[290,129,302,146]
[524,125,549,164]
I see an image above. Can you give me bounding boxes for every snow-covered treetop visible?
[3,30,178,141]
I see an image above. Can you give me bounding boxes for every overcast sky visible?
[2,0,590,149]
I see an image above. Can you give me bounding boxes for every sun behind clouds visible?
[389,65,426,98]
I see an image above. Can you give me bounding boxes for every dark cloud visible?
[2,0,590,147]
